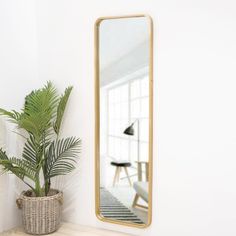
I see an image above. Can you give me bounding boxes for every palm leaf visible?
[0,149,37,181]
[45,137,81,179]
[54,86,73,135]
[21,81,59,140]
[22,135,43,166]
[0,108,21,123]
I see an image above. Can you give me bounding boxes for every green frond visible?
[54,86,73,135]
[0,108,21,123]
[22,135,41,166]
[0,149,37,181]
[45,137,81,179]
[16,81,59,142]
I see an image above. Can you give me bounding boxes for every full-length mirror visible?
[95,15,153,228]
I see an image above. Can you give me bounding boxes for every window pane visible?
[114,138,121,160]
[108,89,115,104]
[140,143,149,162]
[120,139,129,160]
[109,120,120,136]
[117,121,123,135]
[120,84,128,102]
[141,76,149,97]
[109,105,115,120]
[130,140,138,163]
[131,80,140,99]
[108,137,115,157]
[114,103,121,119]
[115,121,120,136]
[114,88,120,103]
[140,118,149,142]
[131,100,140,118]
[141,97,149,118]
[120,102,128,119]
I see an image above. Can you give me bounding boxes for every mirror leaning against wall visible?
[95,15,153,228]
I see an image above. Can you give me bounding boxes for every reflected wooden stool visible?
[111,161,132,187]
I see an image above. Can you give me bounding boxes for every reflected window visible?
[101,75,149,166]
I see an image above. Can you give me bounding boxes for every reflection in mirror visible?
[95,15,153,228]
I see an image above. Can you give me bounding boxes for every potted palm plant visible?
[0,82,81,235]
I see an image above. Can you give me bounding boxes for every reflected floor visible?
[106,186,148,224]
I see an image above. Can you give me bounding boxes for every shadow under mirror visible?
[95,15,153,228]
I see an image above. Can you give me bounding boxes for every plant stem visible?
[35,173,42,197]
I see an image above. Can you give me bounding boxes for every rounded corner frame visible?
[94,14,154,229]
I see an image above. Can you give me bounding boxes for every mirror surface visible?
[95,15,153,228]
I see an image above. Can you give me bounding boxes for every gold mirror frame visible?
[95,14,154,228]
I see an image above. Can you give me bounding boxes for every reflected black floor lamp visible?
[123,119,140,162]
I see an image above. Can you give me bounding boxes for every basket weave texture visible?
[17,189,63,235]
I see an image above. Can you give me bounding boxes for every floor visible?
[0,222,134,236]
[108,186,148,224]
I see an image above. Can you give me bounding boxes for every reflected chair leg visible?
[137,163,142,181]
[124,167,132,186]
[116,167,121,183]
[132,194,139,208]
[113,167,119,187]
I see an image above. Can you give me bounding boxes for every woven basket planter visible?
[16,189,63,235]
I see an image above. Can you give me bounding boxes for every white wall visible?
[0,0,40,232]
[1,0,236,235]
[0,0,40,107]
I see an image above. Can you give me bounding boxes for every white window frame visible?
[105,67,149,163]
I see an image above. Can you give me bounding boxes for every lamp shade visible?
[123,123,134,135]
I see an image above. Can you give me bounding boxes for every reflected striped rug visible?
[100,188,144,224]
